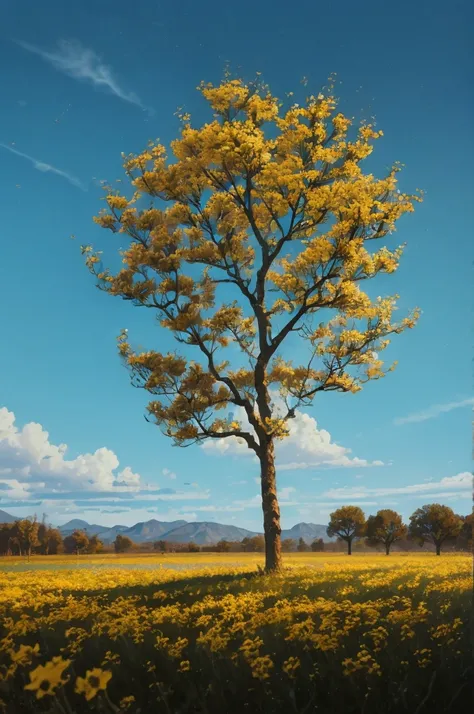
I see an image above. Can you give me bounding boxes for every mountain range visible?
[0,509,17,524]
[0,509,334,545]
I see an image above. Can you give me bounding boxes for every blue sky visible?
[0,0,472,531]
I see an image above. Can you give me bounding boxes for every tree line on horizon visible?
[0,504,471,557]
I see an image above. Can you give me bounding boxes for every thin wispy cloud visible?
[0,143,86,190]
[394,397,474,425]
[17,39,149,111]
[322,472,473,500]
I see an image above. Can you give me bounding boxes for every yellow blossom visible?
[24,656,71,699]
[75,668,112,701]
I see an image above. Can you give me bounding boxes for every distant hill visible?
[58,520,124,538]
[281,522,335,543]
[94,525,129,542]
[122,519,188,543]
[59,519,91,532]
[54,518,258,544]
[0,509,333,545]
[161,521,259,545]
[0,509,17,524]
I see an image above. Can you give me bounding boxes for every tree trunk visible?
[260,440,282,572]
[436,543,441,556]
[347,539,352,555]
[385,542,390,556]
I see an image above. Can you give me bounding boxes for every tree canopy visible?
[365,509,407,554]
[63,530,89,555]
[408,504,462,555]
[83,74,421,571]
[327,505,366,554]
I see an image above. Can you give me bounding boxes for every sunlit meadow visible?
[0,552,471,713]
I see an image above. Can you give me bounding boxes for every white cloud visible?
[181,505,244,513]
[394,397,474,425]
[0,143,86,190]
[176,512,197,521]
[234,486,298,509]
[298,502,378,516]
[115,466,140,487]
[0,478,32,500]
[322,472,473,500]
[203,400,383,470]
[132,490,210,501]
[201,437,249,457]
[279,486,296,500]
[17,39,149,111]
[162,468,177,480]
[0,406,142,496]
[233,494,264,508]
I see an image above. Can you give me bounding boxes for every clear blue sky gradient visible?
[0,0,472,530]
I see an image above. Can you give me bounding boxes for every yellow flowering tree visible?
[82,75,421,572]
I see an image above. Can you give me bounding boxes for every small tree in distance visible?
[216,539,231,552]
[409,504,462,556]
[83,73,421,572]
[327,506,366,555]
[17,517,40,559]
[456,512,473,552]
[87,534,103,554]
[297,537,309,552]
[114,534,133,553]
[64,530,89,556]
[242,535,265,552]
[281,538,296,552]
[311,538,324,552]
[365,509,407,555]
[46,528,63,555]
[154,539,169,552]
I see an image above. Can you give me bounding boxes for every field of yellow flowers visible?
[0,553,472,713]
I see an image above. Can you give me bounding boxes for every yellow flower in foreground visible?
[120,695,136,709]
[75,668,112,701]
[24,656,71,699]
[179,660,191,672]
[250,655,274,680]
[282,656,301,678]
[9,643,40,666]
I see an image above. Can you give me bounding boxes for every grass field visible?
[0,553,472,713]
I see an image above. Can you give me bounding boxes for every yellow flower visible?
[120,695,136,709]
[24,656,71,699]
[250,655,274,680]
[75,667,112,701]
[9,643,40,666]
[179,660,191,672]
[282,656,301,678]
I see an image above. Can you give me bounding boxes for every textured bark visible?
[260,440,282,572]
